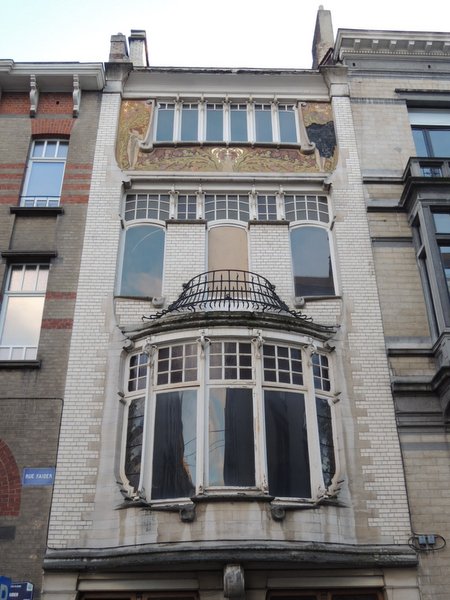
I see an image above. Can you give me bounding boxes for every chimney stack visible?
[129,30,149,67]
[109,33,130,63]
[312,6,334,68]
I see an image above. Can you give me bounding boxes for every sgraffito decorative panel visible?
[116,100,337,173]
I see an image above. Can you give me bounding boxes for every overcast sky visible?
[1,0,450,69]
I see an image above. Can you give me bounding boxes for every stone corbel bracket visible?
[30,75,39,117]
[139,99,156,151]
[73,75,81,117]
[297,102,316,155]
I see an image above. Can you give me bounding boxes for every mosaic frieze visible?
[116,100,337,173]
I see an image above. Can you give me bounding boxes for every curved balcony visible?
[144,270,308,321]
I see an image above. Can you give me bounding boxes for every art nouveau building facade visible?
[39,14,427,600]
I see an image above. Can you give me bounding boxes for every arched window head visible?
[120,224,164,298]
[291,226,334,297]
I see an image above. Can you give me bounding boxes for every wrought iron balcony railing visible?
[144,270,308,321]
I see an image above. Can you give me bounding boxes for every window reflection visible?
[120,225,164,297]
[291,226,334,296]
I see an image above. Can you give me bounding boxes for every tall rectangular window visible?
[230,104,248,142]
[180,103,199,142]
[278,104,297,143]
[254,104,273,142]
[21,140,68,207]
[156,103,175,142]
[206,103,224,141]
[0,264,49,360]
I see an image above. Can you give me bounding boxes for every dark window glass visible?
[120,225,164,297]
[156,104,175,141]
[316,397,335,488]
[255,105,273,142]
[151,390,197,499]
[181,105,198,141]
[125,397,145,490]
[264,390,311,498]
[208,388,255,486]
[206,104,224,141]
[291,226,335,296]
[230,105,248,142]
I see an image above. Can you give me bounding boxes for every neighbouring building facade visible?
[2,8,449,600]
[0,60,104,595]
[334,26,450,600]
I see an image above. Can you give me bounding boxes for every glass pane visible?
[412,129,428,156]
[206,106,224,141]
[208,388,255,486]
[181,106,198,141]
[22,266,38,291]
[279,109,297,143]
[255,108,273,142]
[151,390,197,499]
[26,162,65,197]
[316,397,335,488]
[230,108,248,142]
[9,266,24,291]
[32,141,45,157]
[156,107,174,141]
[291,226,335,296]
[120,225,164,297]
[264,390,311,498]
[433,213,450,233]
[44,141,57,157]
[125,397,145,490]
[429,129,450,156]
[0,296,45,347]
[36,266,49,291]
[57,142,69,158]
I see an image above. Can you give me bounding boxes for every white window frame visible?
[121,328,339,505]
[0,263,49,360]
[152,100,300,146]
[21,139,68,207]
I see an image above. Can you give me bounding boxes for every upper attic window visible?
[21,140,68,207]
[409,109,450,157]
[153,101,299,145]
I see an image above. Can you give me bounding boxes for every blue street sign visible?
[22,467,55,486]
[8,583,33,600]
[0,577,11,600]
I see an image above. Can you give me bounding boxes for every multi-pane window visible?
[153,101,298,145]
[0,264,49,360]
[177,194,197,220]
[122,334,337,503]
[285,194,330,223]
[21,140,68,207]
[204,194,250,221]
[257,194,278,221]
[409,109,450,157]
[124,194,170,222]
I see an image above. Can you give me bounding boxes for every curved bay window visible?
[121,329,338,504]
